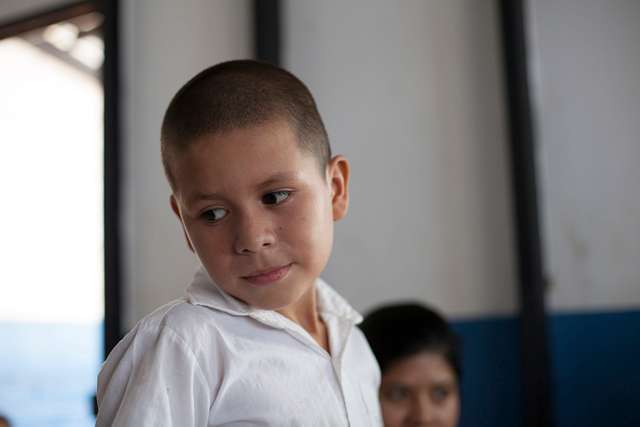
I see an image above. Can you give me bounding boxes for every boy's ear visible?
[327,155,350,221]
[170,195,195,253]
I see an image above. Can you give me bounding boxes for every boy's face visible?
[170,120,349,314]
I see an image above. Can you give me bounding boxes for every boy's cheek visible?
[181,225,216,259]
[175,217,196,252]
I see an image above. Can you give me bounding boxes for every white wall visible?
[283,0,517,318]
[528,0,640,312]
[1,0,518,326]
[120,0,252,329]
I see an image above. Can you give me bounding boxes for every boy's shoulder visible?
[134,297,220,339]
[128,267,244,343]
[106,297,226,369]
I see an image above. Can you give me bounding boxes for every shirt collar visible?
[185,265,362,330]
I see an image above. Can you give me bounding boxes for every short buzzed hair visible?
[160,60,331,190]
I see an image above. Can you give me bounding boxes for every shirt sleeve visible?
[96,324,212,427]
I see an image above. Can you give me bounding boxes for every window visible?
[0,7,106,426]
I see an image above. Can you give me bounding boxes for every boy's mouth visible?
[242,263,292,286]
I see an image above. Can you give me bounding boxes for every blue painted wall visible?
[453,317,522,427]
[451,310,640,427]
[549,310,640,427]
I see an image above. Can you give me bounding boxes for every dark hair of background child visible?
[360,303,462,378]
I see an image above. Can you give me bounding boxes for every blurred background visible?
[0,0,638,426]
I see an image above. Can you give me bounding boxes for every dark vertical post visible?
[498,1,554,426]
[102,0,122,360]
[253,0,281,65]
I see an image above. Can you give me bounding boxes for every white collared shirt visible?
[96,267,382,426]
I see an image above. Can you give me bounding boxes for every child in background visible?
[96,60,382,426]
[361,303,461,427]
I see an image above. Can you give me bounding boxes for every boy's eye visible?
[262,190,291,205]
[201,207,227,223]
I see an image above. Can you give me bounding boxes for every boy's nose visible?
[233,215,276,254]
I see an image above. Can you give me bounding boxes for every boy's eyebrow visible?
[187,171,302,204]
[187,191,224,205]
[256,171,301,189]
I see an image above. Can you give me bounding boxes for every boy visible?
[96,60,382,426]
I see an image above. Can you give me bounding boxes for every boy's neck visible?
[276,286,330,354]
